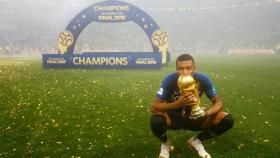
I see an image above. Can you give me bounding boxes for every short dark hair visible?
[176,54,195,63]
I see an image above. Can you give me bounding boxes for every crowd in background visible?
[1,0,280,56]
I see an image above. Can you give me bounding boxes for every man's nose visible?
[182,69,188,74]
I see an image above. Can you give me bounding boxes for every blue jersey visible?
[156,72,217,112]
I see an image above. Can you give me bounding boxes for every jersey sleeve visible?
[203,75,218,99]
[156,76,171,101]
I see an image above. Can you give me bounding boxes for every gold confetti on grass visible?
[263,139,270,143]
[238,143,244,150]
[2,58,279,158]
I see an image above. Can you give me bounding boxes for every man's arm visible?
[151,95,195,113]
[206,95,224,117]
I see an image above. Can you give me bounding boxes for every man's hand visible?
[177,92,198,107]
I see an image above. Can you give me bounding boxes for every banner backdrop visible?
[43,53,162,69]
[43,0,170,69]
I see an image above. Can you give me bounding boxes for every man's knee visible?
[150,114,168,142]
[150,114,167,130]
[197,114,234,141]
[222,114,234,130]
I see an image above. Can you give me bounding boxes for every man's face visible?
[176,60,195,76]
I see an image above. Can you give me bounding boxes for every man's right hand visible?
[176,93,198,107]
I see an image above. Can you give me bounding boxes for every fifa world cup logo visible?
[151,29,169,64]
[177,74,206,120]
[57,30,74,54]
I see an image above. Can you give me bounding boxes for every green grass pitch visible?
[0,54,280,157]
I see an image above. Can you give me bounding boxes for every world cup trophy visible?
[177,74,206,120]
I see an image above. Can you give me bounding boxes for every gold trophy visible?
[177,74,206,119]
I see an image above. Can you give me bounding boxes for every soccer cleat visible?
[159,140,173,158]
[187,136,211,158]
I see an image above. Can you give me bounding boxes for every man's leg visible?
[150,114,170,158]
[198,113,234,141]
[187,113,234,158]
[151,111,195,158]
[150,114,168,143]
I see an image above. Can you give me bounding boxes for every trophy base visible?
[190,108,206,120]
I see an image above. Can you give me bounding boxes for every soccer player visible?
[150,54,234,158]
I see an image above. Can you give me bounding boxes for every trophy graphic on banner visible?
[177,74,206,119]
[57,30,74,54]
[151,29,169,64]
